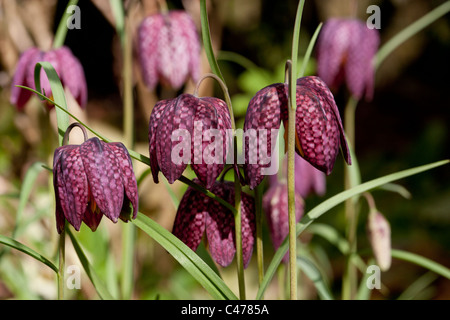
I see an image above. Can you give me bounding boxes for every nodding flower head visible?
[10,46,87,110]
[367,209,391,271]
[53,124,138,233]
[262,181,304,263]
[148,93,232,189]
[243,76,351,190]
[137,10,201,91]
[172,180,256,268]
[316,18,380,100]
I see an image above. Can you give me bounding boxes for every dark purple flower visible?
[148,94,232,189]
[262,181,304,263]
[243,76,351,189]
[53,137,138,233]
[137,10,200,90]
[316,18,380,100]
[172,180,256,268]
[10,46,87,110]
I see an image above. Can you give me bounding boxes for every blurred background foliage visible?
[0,0,448,299]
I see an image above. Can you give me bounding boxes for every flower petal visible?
[172,184,207,251]
[80,138,124,223]
[53,145,88,232]
[156,94,196,184]
[108,142,139,219]
[244,83,285,189]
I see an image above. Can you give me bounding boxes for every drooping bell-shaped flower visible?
[172,180,256,268]
[243,76,351,189]
[269,153,326,199]
[316,18,380,100]
[149,93,232,189]
[367,209,391,271]
[262,181,304,263]
[137,10,200,91]
[53,135,138,233]
[10,46,87,110]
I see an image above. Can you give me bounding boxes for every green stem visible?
[53,0,79,48]
[58,224,66,300]
[343,96,358,300]
[255,184,265,295]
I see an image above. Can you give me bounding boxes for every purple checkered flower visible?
[243,76,351,189]
[262,181,304,263]
[316,18,380,100]
[148,93,232,189]
[172,180,256,268]
[10,46,87,110]
[53,137,138,233]
[137,10,200,91]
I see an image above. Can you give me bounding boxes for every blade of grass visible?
[256,159,450,299]
[0,234,58,273]
[297,256,334,300]
[67,229,115,300]
[133,212,237,300]
[391,249,450,280]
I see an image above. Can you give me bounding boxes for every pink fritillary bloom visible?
[53,138,138,233]
[138,10,200,91]
[10,46,87,110]
[316,18,380,100]
[172,180,256,268]
[243,76,351,189]
[262,181,304,263]
[367,210,391,271]
[148,93,232,190]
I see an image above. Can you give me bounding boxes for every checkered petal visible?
[80,138,124,223]
[149,99,171,183]
[295,76,351,174]
[10,47,42,110]
[240,189,256,268]
[172,183,208,252]
[155,94,196,184]
[243,83,285,189]
[53,145,89,233]
[262,182,304,263]
[138,14,164,90]
[108,142,139,219]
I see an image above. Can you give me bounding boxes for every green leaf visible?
[53,0,79,48]
[256,159,450,299]
[297,256,334,300]
[391,249,450,280]
[67,229,115,300]
[33,62,69,146]
[132,212,238,300]
[200,0,224,81]
[0,234,58,273]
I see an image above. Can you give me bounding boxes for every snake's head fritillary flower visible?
[148,94,232,189]
[53,137,138,233]
[367,209,391,271]
[138,10,200,91]
[172,180,256,268]
[10,46,87,110]
[262,181,304,263]
[317,18,380,100]
[243,76,351,189]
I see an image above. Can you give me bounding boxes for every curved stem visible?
[62,122,88,145]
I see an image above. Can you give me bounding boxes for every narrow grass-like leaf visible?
[200,0,224,81]
[0,235,58,273]
[397,271,439,300]
[297,256,334,300]
[256,159,449,299]
[391,249,450,280]
[133,212,237,300]
[33,62,69,145]
[53,0,79,48]
[67,229,115,300]
[298,22,322,78]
